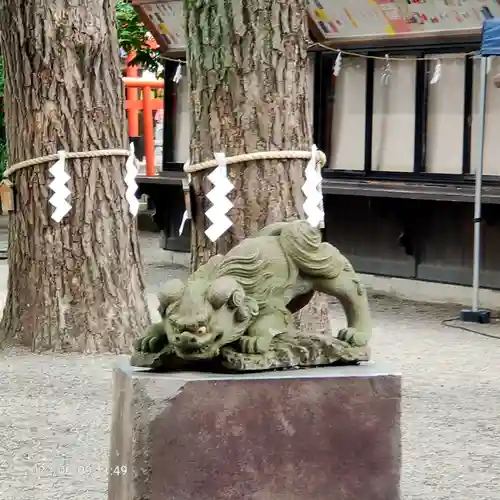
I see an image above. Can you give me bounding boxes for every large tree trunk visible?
[186,0,329,330]
[0,0,150,352]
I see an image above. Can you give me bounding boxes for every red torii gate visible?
[123,75,164,177]
[123,38,164,177]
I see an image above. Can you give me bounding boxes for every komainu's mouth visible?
[174,343,219,359]
[170,328,225,359]
[179,344,210,354]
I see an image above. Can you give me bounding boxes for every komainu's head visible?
[158,276,259,360]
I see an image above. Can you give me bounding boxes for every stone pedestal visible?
[108,361,401,500]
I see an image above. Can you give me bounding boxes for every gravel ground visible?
[1,232,500,499]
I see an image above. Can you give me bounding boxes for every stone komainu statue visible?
[132,220,372,371]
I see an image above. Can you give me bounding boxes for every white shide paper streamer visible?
[48,150,72,222]
[205,152,234,242]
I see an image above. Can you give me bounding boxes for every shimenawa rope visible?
[185,149,327,174]
[3,148,326,179]
[3,149,131,179]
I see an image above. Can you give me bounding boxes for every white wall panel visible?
[426,57,465,175]
[371,59,415,173]
[330,58,367,171]
[471,56,500,177]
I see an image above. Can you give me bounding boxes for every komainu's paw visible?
[239,335,272,354]
[134,323,168,353]
[337,327,370,347]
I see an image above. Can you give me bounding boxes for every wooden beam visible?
[131,2,170,53]
[137,173,500,204]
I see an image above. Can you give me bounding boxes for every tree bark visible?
[185,0,329,331]
[0,0,150,352]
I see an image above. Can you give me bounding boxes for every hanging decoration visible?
[381,54,391,86]
[333,51,343,76]
[48,151,72,223]
[173,63,183,84]
[430,58,442,84]
[124,143,139,217]
[302,144,325,229]
[205,152,235,242]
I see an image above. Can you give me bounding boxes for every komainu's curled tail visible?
[265,220,346,280]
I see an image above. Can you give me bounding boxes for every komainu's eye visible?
[197,326,207,335]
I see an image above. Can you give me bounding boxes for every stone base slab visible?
[108,361,401,500]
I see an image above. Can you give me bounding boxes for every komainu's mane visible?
[211,248,283,310]
[208,220,343,310]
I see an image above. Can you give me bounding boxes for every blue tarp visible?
[481,18,500,56]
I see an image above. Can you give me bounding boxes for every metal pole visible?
[472,56,488,312]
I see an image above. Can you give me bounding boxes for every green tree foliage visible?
[116,0,162,74]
